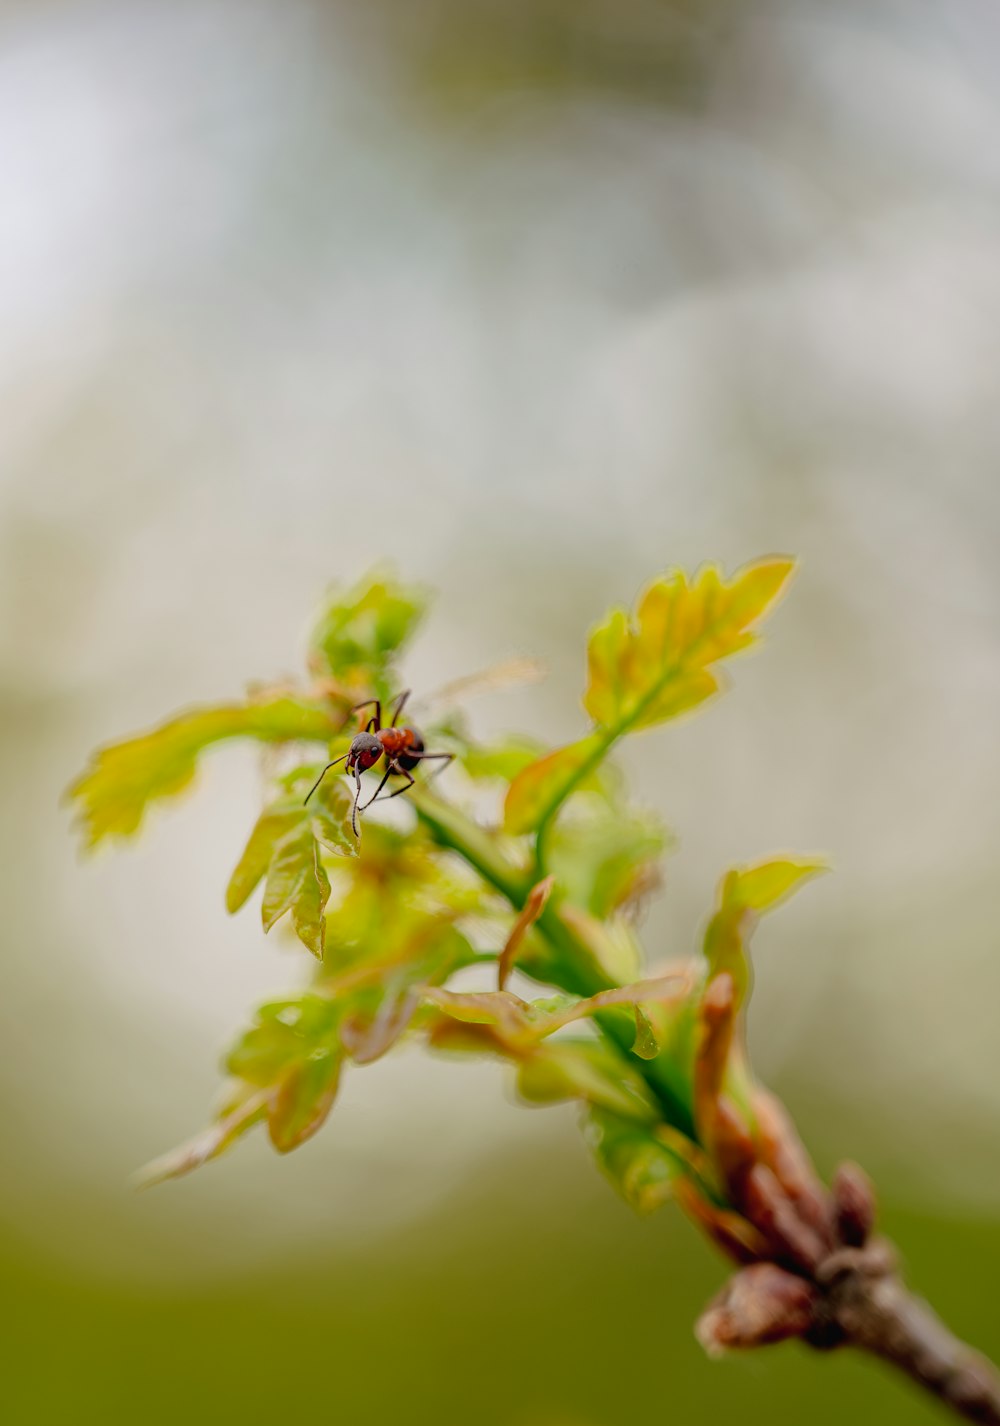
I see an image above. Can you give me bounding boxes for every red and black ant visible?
[304,690,453,836]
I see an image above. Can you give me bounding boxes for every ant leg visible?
[368,765,416,804]
[303,753,348,806]
[359,761,395,813]
[406,750,455,784]
[390,690,411,727]
[343,698,382,732]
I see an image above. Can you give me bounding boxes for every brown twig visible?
[694,1152,1000,1424]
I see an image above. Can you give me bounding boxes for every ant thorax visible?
[377,726,409,758]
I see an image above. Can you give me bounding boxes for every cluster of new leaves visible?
[71,558,825,1250]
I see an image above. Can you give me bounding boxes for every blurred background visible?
[3,0,1000,1421]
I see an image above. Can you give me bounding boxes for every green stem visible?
[531,659,696,878]
[411,787,698,1140]
[533,728,616,876]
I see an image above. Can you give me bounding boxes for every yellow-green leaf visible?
[68,696,337,849]
[516,1042,658,1123]
[226,808,301,914]
[583,557,795,732]
[267,1047,342,1153]
[703,854,828,1006]
[727,857,828,914]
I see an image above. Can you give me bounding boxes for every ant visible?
[303,690,453,837]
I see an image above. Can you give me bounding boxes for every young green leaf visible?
[262,828,331,959]
[505,558,795,844]
[308,568,428,690]
[226,777,356,954]
[267,1047,342,1153]
[585,1107,688,1213]
[68,695,337,849]
[226,807,303,914]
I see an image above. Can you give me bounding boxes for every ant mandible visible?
[303,689,453,837]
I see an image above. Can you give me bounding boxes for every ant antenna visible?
[303,753,348,806]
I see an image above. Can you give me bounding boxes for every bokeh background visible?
[3,1,1000,1422]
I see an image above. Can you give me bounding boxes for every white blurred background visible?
[3,0,1000,1305]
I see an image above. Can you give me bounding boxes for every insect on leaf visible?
[227,776,355,949]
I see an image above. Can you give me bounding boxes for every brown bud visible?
[713,1095,758,1195]
[831,1161,876,1247]
[696,1263,818,1355]
[743,1164,826,1273]
[674,1176,767,1265]
[753,1088,831,1245]
[693,973,736,1146]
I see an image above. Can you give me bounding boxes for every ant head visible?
[347,731,383,772]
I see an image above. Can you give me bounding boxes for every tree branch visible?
[815,1242,1000,1425]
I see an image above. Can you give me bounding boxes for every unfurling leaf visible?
[308,568,428,690]
[585,1107,686,1213]
[703,855,827,1006]
[497,875,555,989]
[516,1041,658,1122]
[67,696,338,849]
[583,558,794,732]
[503,736,602,834]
